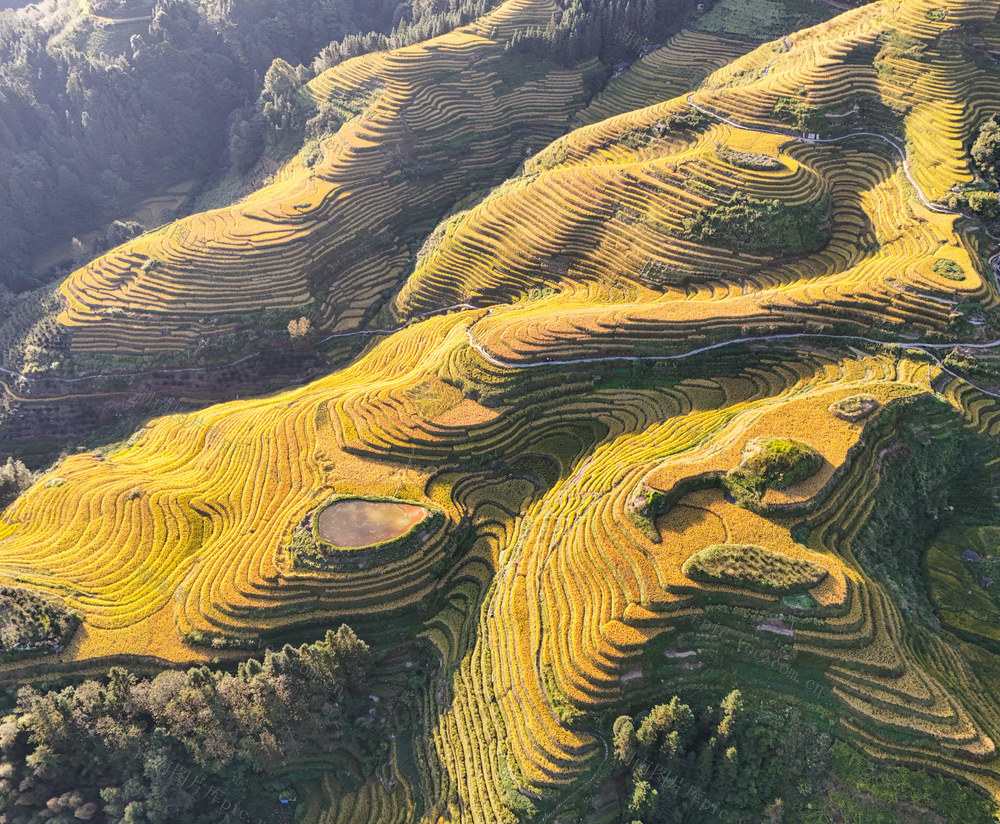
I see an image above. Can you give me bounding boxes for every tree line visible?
[0,624,423,823]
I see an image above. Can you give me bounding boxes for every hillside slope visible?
[393,0,1000,360]
[4,0,1000,823]
[54,0,596,357]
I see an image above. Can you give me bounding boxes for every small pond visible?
[316,498,428,549]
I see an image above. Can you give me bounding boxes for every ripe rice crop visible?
[8,0,1000,818]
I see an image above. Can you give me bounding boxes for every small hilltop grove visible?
[6,0,1000,823]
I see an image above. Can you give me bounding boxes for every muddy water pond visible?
[316,498,428,548]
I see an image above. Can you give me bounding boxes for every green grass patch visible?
[773,97,828,133]
[692,0,783,37]
[781,592,817,611]
[682,543,827,593]
[638,259,687,286]
[715,143,781,170]
[691,0,834,39]
[620,129,655,150]
[665,108,713,132]
[724,435,822,506]
[932,258,965,281]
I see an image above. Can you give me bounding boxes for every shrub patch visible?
[682,543,827,593]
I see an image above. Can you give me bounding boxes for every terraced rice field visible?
[4,326,1000,816]
[55,0,596,356]
[7,0,1000,820]
[393,6,996,356]
[575,29,753,126]
[689,0,1000,200]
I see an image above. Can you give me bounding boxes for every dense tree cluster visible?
[682,191,831,257]
[504,0,700,66]
[0,585,78,660]
[0,625,386,823]
[851,398,978,622]
[311,0,495,73]
[0,457,33,509]
[972,115,1000,181]
[0,0,713,286]
[610,691,830,823]
[230,0,706,181]
[956,114,1000,217]
[772,96,827,133]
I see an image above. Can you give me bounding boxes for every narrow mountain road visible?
[79,0,150,24]
[460,97,1000,396]
[87,13,151,23]
[465,319,1000,402]
[6,97,999,417]
[684,95,951,213]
